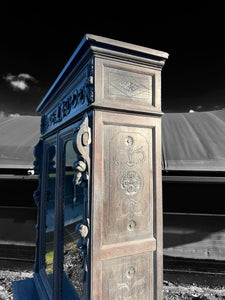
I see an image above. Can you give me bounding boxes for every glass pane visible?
[45,144,56,286]
[63,139,84,298]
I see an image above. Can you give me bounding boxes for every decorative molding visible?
[33,139,43,209]
[72,114,91,287]
[33,139,43,272]
[33,140,43,180]
[73,114,91,188]
[46,145,56,204]
[41,60,94,135]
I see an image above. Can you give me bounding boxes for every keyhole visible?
[127,220,136,231]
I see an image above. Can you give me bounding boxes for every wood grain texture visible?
[94,58,162,115]
[91,111,163,299]
[102,252,153,300]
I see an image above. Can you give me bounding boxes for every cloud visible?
[11,80,28,91]
[3,73,38,92]
[18,73,38,82]
[0,111,20,118]
[9,113,20,117]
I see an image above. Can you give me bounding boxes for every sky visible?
[1,2,225,115]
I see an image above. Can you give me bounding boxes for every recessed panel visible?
[103,124,154,245]
[104,65,153,104]
[102,252,153,300]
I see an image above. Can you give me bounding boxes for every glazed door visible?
[55,115,91,300]
[38,135,57,300]
[92,110,163,300]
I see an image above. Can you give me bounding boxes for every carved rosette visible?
[120,171,142,196]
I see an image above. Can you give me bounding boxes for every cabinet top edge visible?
[37,34,169,113]
[86,34,169,60]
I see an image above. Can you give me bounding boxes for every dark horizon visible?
[1,3,225,115]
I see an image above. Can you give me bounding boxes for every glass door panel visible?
[63,139,84,299]
[45,144,57,287]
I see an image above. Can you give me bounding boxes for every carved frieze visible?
[41,60,94,135]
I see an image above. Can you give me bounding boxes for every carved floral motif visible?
[109,70,150,99]
[113,265,146,299]
[118,79,139,94]
[41,60,94,135]
[120,171,142,196]
[114,136,144,167]
[114,135,146,233]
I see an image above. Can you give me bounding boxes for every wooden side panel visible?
[94,58,162,114]
[103,122,153,245]
[102,252,153,300]
[91,110,163,300]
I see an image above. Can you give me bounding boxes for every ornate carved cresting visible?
[33,139,43,272]
[41,60,94,134]
[72,114,91,289]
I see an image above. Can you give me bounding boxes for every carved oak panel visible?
[102,252,153,300]
[103,125,154,245]
[104,66,153,102]
[94,58,162,114]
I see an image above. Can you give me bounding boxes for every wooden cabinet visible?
[13,34,168,300]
